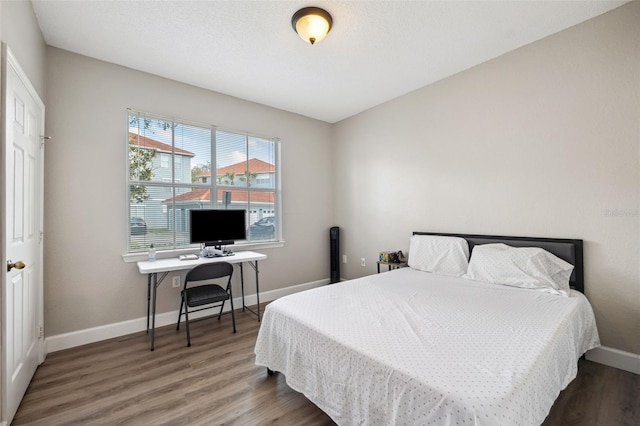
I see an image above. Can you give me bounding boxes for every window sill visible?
[121,240,285,263]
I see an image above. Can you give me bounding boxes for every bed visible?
[254,233,600,425]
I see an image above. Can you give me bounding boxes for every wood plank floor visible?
[13,304,640,425]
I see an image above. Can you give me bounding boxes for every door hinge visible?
[38,326,44,339]
[39,231,44,243]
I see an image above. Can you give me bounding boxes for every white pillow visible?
[464,243,573,296]
[408,235,470,276]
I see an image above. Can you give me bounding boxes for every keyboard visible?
[178,254,199,261]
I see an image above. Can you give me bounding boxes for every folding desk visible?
[137,251,267,350]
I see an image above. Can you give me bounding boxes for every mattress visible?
[254,268,600,425]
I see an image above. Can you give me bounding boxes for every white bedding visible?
[254,268,600,426]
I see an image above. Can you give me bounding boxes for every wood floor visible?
[13,304,640,426]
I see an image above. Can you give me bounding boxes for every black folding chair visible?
[176,262,236,346]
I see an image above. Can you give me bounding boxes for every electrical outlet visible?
[342,254,347,264]
[360,257,366,267]
[172,276,180,288]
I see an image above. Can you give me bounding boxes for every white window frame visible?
[124,109,283,260]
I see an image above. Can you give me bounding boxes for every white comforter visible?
[254,268,600,425]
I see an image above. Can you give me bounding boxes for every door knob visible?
[7,260,26,272]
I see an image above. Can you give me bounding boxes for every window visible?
[127,110,280,253]
[160,153,169,168]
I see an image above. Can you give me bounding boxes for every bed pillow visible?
[408,235,470,276]
[464,243,573,296]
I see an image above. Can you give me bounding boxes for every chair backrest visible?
[185,262,234,286]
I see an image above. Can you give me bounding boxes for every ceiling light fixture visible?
[291,7,333,45]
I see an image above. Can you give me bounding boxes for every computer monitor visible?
[189,209,246,249]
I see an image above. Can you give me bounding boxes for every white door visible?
[1,45,45,424]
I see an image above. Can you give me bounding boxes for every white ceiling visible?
[31,0,627,123]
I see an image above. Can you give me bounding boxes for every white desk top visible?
[137,250,267,274]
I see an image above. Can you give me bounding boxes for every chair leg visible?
[176,294,184,331]
[184,303,191,347]
[217,299,225,321]
[229,287,236,333]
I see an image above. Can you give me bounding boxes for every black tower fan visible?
[329,226,340,283]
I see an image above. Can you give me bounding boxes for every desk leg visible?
[255,260,260,321]
[242,261,261,321]
[240,263,245,312]
[151,272,157,351]
[146,274,151,333]
[147,271,169,351]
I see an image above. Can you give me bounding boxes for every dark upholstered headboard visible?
[412,232,584,293]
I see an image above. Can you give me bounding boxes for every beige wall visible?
[44,48,333,335]
[333,2,640,354]
[0,0,47,100]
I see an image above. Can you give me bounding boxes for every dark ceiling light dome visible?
[291,7,333,45]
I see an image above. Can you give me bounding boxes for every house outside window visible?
[127,110,280,253]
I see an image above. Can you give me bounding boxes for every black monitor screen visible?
[189,209,246,246]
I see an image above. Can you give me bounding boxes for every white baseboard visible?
[45,278,329,353]
[586,345,640,375]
